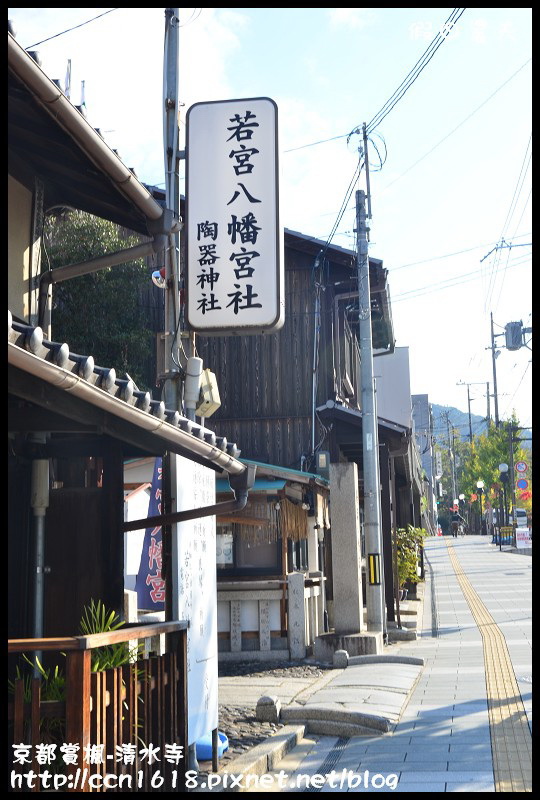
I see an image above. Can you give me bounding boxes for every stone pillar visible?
[287,571,306,659]
[330,462,365,634]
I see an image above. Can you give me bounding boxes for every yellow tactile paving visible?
[445,540,532,792]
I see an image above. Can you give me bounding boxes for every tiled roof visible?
[8,311,244,473]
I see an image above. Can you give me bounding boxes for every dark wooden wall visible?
[195,245,352,470]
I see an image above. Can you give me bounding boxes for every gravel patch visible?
[196,660,333,772]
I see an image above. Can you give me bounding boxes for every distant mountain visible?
[431,404,531,450]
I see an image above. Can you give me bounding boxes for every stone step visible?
[280,703,391,732]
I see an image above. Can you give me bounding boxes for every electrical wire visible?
[365,132,387,172]
[319,157,365,261]
[316,55,532,236]
[284,133,349,154]
[179,8,202,27]
[306,153,365,465]
[501,362,531,420]
[364,8,466,134]
[382,58,531,193]
[391,255,529,303]
[491,189,532,313]
[24,9,119,49]
[484,132,532,312]
[499,135,532,240]
[284,9,466,155]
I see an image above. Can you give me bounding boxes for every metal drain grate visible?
[303,736,349,792]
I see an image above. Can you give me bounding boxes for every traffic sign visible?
[516,478,529,490]
[515,461,528,473]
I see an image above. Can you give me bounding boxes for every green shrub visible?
[393,525,427,588]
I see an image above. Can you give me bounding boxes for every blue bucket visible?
[195,731,229,761]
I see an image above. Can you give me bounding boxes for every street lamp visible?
[476,480,485,535]
[459,494,466,532]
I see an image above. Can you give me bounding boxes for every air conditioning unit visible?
[196,369,221,417]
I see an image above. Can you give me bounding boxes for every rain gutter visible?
[122,464,257,532]
[8,32,164,223]
[8,341,246,476]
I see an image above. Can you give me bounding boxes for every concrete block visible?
[387,628,417,642]
[255,695,281,723]
[333,649,349,668]
[314,631,383,662]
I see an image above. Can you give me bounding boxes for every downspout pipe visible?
[30,440,49,676]
[122,463,257,533]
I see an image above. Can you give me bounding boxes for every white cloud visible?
[327,8,376,30]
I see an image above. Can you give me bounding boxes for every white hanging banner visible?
[172,456,218,745]
[186,97,284,335]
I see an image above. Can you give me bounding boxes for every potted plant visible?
[9,599,143,776]
[393,525,427,600]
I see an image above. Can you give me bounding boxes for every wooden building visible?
[8,30,249,788]
[195,229,423,626]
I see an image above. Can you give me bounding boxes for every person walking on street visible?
[451,510,466,537]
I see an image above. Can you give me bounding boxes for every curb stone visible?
[199,583,429,791]
[192,725,305,793]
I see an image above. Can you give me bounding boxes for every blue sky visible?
[8,8,532,431]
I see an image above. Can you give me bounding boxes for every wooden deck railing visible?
[8,621,188,793]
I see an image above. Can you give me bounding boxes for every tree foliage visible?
[44,211,154,390]
[459,418,531,517]
[434,414,532,524]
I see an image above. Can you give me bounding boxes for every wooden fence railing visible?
[8,621,188,793]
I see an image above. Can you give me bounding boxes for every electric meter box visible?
[196,369,221,417]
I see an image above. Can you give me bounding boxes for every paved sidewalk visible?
[218,655,423,733]
[198,535,531,793]
[195,595,426,790]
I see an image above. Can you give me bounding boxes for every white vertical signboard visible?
[172,456,218,745]
[186,97,284,334]
[515,528,532,549]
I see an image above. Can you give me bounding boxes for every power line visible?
[391,255,529,303]
[491,190,532,313]
[319,157,365,260]
[390,235,531,272]
[24,9,120,49]
[365,9,466,134]
[382,58,531,192]
[311,54,532,236]
[284,9,466,154]
[484,132,532,311]
[179,8,203,27]
[284,133,349,154]
[500,134,532,239]
[501,362,532,420]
